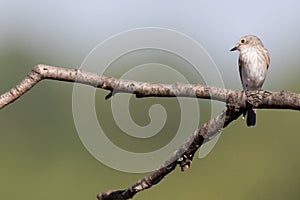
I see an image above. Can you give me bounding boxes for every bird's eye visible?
[241,39,245,43]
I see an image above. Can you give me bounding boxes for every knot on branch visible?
[177,154,192,172]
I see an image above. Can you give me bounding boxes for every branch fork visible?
[0,64,299,200]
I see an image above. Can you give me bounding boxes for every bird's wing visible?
[263,47,270,69]
[238,55,244,84]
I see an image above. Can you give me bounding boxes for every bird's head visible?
[230,35,264,51]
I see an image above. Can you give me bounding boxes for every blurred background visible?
[1,0,300,199]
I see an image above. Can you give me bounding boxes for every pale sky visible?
[1,0,299,90]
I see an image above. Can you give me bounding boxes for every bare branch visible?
[97,106,243,200]
[1,64,299,111]
[0,64,299,200]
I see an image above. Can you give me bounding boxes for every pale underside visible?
[238,47,269,90]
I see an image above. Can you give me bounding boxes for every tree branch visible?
[0,64,299,200]
[97,106,243,200]
[1,64,299,110]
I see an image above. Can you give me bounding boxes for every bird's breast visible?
[239,48,268,90]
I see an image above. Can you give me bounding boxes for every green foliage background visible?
[1,1,300,199]
[1,43,300,200]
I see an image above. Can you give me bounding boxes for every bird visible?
[230,35,270,126]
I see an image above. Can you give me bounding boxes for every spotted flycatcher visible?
[230,35,270,126]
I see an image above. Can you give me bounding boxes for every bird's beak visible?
[230,46,237,51]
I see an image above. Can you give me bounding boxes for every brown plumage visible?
[231,35,270,126]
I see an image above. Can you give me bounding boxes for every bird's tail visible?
[246,109,256,127]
